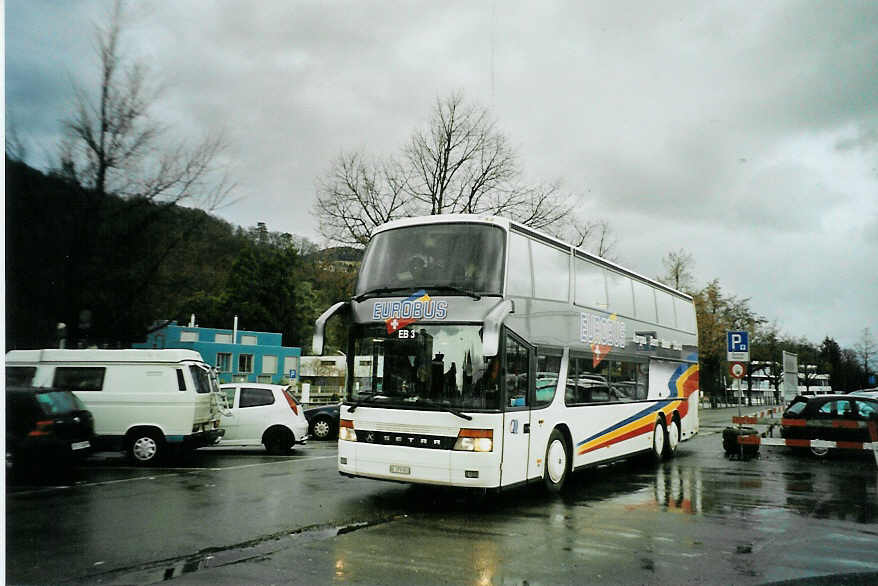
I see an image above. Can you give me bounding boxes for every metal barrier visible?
[725,411,878,466]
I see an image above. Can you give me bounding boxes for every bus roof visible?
[371,214,692,301]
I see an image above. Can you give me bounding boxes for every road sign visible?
[289,369,297,379]
[727,331,750,362]
[729,362,746,379]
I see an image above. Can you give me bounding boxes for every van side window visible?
[52,367,106,391]
[6,366,36,386]
[239,388,275,408]
[177,369,187,391]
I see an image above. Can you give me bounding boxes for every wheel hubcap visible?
[546,440,567,484]
[668,421,679,452]
[654,425,665,455]
[314,421,330,438]
[133,437,157,461]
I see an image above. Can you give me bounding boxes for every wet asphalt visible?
[5,405,878,585]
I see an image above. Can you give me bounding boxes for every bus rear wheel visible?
[543,429,569,493]
[664,418,680,459]
[651,420,666,462]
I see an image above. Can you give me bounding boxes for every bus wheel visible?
[651,420,666,461]
[543,429,569,493]
[664,418,680,459]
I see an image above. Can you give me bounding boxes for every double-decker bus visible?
[313,215,699,491]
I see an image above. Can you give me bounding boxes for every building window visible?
[180,331,199,342]
[215,333,232,343]
[238,354,254,373]
[216,352,232,372]
[262,355,278,375]
[241,335,257,345]
[284,356,298,378]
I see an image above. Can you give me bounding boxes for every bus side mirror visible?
[482,300,514,357]
[313,302,349,356]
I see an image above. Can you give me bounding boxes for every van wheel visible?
[810,446,830,458]
[264,427,292,455]
[543,429,569,493]
[128,431,164,466]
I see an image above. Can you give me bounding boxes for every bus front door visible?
[500,332,531,487]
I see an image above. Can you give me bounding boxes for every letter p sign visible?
[727,331,750,362]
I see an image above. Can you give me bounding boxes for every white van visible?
[5,349,225,465]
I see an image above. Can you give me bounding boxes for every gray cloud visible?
[6,0,877,348]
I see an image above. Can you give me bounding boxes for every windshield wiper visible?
[441,405,473,421]
[353,287,413,302]
[422,399,473,421]
[423,284,482,300]
[347,392,377,412]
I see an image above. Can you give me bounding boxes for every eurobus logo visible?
[581,312,626,366]
[373,290,448,334]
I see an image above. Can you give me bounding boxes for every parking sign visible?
[727,331,750,362]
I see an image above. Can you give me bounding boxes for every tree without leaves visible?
[854,327,876,382]
[658,249,695,293]
[314,93,574,245]
[57,0,233,208]
[44,0,235,346]
[559,217,618,261]
[314,152,410,246]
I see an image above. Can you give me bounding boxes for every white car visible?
[218,383,309,453]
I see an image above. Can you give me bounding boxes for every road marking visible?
[8,455,338,496]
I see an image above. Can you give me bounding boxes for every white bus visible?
[313,215,699,491]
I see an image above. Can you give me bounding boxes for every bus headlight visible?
[453,429,493,452]
[339,419,357,442]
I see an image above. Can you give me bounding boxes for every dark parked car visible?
[781,394,878,457]
[304,403,341,440]
[6,387,95,475]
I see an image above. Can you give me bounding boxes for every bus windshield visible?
[349,324,501,411]
[356,224,505,297]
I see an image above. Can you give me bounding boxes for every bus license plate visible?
[71,441,90,451]
[389,464,410,475]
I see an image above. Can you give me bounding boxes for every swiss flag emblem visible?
[591,344,611,368]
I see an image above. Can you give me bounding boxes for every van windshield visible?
[189,366,213,394]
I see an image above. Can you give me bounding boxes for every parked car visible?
[781,394,878,457]
[6,387,95,475]
[6,349,226,466]
[218,383,309,453]
[304,403,341,441]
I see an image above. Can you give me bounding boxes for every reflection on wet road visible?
[6,420,878,585]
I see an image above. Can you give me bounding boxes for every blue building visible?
[133,321,301,384]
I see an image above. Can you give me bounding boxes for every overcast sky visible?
[5,1,877,350]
